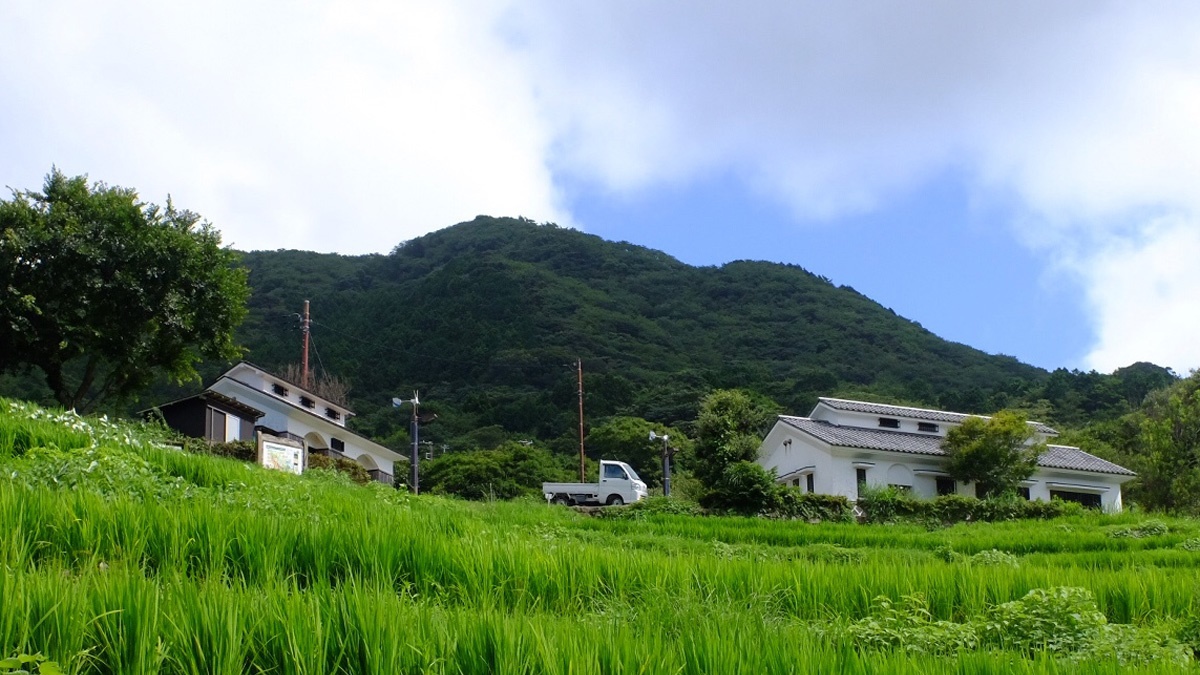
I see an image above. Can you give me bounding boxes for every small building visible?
[757,397,1135,511]
[148,362,403,484]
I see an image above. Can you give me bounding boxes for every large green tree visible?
[585,415,692,487]
[941,411,1043,497]
[0,169,250,410]
[693,389,782,512]
[1133,373,1200,513]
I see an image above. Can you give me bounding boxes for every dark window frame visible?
[877,417,900,429]
[917,422,939,433]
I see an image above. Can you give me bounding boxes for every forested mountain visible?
[2,215,1172,452]
[198,216,1170,450]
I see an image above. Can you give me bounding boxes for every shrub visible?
[981,587,1106,655]
[333,457,372,485]
[856,486,922,523]
[846,594,978,654]
[774,489,851,521]
[198,440,256,462]
[1177,537,1200,551]
[969,549,1019,567]
[1108,520,1169,539]
[699,461,780,515]
[305,453,372,485]
[599,495,705,520]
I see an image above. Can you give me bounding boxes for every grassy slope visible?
[1,400,1198,674]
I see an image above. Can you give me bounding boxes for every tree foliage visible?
[941,411,1043,498]
[585,416,692,487]
[421,442,574,500]
[1132,373,1200,513]
[0,169,249,410]
[692,389,781,511]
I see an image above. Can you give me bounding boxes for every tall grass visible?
[0,398,1197,673]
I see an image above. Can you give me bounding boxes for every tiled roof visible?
[1039,445,1136,476]
[777,416,1134,477]
[816,397,1059,435]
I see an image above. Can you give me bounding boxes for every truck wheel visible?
[606,494,625,506]
[551,495,571,506]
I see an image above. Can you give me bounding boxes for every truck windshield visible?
[622,464,641,481]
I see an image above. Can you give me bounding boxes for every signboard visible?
[257,431,305,475]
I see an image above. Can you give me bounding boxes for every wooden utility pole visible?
[301,300,311,389]
[577,358,586,482]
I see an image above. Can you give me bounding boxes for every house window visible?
[856,468,867,498]
[936,477,956,496]
[878,417,900,429]
[272,383,288,397]
[1018,487,1031,500]
[325,407,340,421]
[299,396,315,409]
[330,438,345,453]
[918,422,939,433]
[806,473,815,493]
[208,408,226,442]
[792,479,800,488]
[1050,490,1102,509]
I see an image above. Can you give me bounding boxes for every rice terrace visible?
[2,398,1199,674]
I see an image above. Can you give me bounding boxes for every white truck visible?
[543,460,648,506]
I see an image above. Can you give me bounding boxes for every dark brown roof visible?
[141,390,264,420]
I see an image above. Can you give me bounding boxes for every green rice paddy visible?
[1,399,1198,673]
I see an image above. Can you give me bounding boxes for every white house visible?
[156,362,404,484]
[757,397,1135,511]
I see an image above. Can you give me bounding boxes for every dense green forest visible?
[224,217,1173,441]
[0,216,1179,488]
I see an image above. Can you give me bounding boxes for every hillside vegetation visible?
[214,217,1173,447]
[3,400,1200,673]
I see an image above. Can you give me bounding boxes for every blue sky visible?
[2,2,1199,374]
[566,170,1092,371]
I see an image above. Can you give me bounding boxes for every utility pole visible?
[393,391,421,494]
[650,431,674,498]
[301,300,311,389]
[577,357,586,482]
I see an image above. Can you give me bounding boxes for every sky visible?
[2,1,1200,374]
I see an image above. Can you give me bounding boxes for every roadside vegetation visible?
[3,399,1200,673]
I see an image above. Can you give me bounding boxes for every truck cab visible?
[543,460,648,506]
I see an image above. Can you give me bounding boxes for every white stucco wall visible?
[758,420,1128,511]
[208,378,398,479]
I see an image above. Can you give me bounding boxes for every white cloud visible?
[1074,217,1200,373]
[5,2,1200,370]
[0,0,568,254]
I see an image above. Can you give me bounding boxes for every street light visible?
[649,431,675,498]
[392,391,420,494]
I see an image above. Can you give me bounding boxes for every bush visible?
[305,453,372,485]
[775,489,851,521]
[969,549,1019,567]
[1177,537,1200,551]
[197,440,256,462]
[1108,519,1170,539]
[981,587,1107,655]
[699,461,780,515]
[599,495,705,520]
[856,486,923,523]
[846,594,978,654]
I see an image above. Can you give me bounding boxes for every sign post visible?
[257,430,305,475]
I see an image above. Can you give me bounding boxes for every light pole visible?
[392,391,420,494]
[649,431,674,498]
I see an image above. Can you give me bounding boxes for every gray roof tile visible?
[777,416,1134,477]
[816,397,1059,435]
